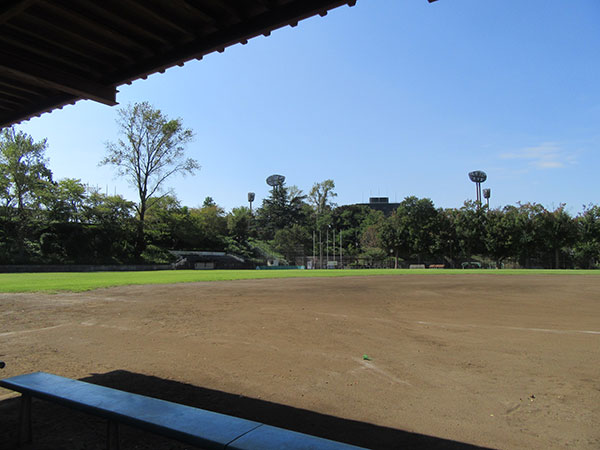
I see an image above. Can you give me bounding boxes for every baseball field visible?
[0,271,598,449]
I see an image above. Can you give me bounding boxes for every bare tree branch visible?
[99,102,199,258]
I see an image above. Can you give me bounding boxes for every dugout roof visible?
[0,0,367,128]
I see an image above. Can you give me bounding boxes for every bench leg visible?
[107,420,120,450]
[18,393,32,446]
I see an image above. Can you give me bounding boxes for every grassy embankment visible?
[0,269,597,293]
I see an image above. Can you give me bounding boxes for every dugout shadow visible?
[0,370,495,450]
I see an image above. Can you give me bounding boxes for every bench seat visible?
[1,372,364,450]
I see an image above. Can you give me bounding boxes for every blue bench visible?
[0,372,365,449]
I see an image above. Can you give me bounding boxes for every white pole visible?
[326,229,329,268]
[319,229,322,269]
[340,232,343,268]
[313,230,315,269]
[333,229,336,266]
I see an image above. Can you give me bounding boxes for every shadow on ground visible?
[0,370,495,449]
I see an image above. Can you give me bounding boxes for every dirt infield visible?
[1,274,598,449]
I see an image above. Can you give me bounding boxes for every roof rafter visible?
[20,11,134,62]
[0,50,117,105]
[113,0,357,84]
[77,1,170,46]
[39,2,153,57]
[0,0,38,25]
[0,0,377,128]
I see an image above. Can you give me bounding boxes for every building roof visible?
[0,0,361,128]
[357,198,401,216]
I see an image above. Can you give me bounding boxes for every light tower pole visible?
[468,171,487,206]
[483,188,491,208]
[248,192,255,213]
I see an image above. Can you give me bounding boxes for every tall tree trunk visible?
[135,202,146,261]
[15,194,27,261]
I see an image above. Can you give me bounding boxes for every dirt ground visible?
[0,274,598,449]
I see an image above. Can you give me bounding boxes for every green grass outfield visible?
[0,268,597,293]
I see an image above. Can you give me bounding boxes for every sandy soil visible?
[0,274,598,449]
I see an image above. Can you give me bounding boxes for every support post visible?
[107,420,120,450]
[18,393,32,445]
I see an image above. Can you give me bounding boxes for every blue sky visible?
[17,0,600,214]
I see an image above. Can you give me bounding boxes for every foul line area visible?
[416,321,600,336]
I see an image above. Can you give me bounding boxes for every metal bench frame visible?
[1,372,364,450]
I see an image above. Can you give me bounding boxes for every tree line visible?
[1,104,598,269]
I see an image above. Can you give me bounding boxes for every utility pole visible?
[326,228,329,268]
[319,229,322,269]
[312,230,316,269]
[333,229,336,267]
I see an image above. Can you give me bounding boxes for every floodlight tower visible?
[482,188,491,208]
[248,192,255,212]
[468,170,487,205]
[266,174,285,191]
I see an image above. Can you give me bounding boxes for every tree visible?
[0,127,53,259]
[190,201,227,250]
[453,200,488,260]
[0,127,52,213]
[379,197,440,266]
[255,182,307,240]
[202,196,216,208]
[143,195,185,250]
[309,180,337,259]
[272,224,311,264]
[358,209,385,256]
[574,205,600,269]
[330,205,373,257]
[43,178,86,223]
[379,212,407,268]
[435,209,458,267]
[83,189,135,225]
[227,207,252,243]
[309,179,337,215]
[539,205,577,269]
[485,206,519,267]
[100,102,199,258]
[80,190,137,263]
[512,202,547,268]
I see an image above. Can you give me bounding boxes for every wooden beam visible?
[0,33,94,74]
[0,96,22,107]
[212,0,249,22]
[0,77,45,96]
[39,2,154,57]
[5,23,109,67]
[0,92,77,128]
[21,12,134,62]
[78,1,170,46]
[112,0,357,85]
[0,0,360,127]
[117,0,194,39]
[0,0,38,25]
[0,50,116,105]
[167,0,222,30]
[0,87,33,102]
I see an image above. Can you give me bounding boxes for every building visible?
[357,197,400,216]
